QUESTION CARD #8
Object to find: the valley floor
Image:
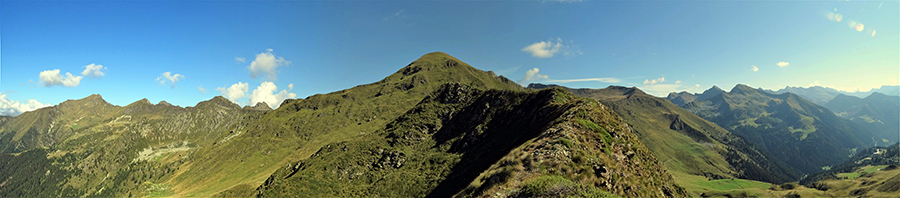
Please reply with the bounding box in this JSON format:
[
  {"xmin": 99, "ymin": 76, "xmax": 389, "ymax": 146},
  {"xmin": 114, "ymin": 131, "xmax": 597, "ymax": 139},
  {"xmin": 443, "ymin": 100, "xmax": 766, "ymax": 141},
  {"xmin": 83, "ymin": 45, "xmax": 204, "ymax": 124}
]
[{"xmin": 673, "ymin": 164, "xmax": 900, "ymax": 198}]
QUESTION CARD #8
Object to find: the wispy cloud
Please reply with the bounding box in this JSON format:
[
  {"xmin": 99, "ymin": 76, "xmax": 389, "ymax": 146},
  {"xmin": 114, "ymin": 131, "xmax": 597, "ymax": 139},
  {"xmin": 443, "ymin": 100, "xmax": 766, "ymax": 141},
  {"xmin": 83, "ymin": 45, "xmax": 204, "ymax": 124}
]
[
  {"xmin": 235, "ymin": 57, "xmax": 246, "ymax": 63},
  {"xmin": 542, "ymin": 0, "xmax": 583, "ymax": 3},
  {"xmin": 156, "ymin": 72, "xmax": 184, "ymax": 88},
  {"xmin": 517, "ymin": 67, "xmax": 620, "ymax": 85},
  {"xmin": 384, "ymin": 9, "xmax": 408, "ymax": 21},
  {"xmin": 81, "ymin": 63, "xmax": 106, "ymax": 78},
  {"xmin": 546, "ymin": 78, "xmax": 621, "ymax": 83},
  {"xmin": 752, "ymin": 65, "xmax": 759, "ymax": 72},
  {"xmin": 522, "ymin": 38, "xmax": 581, "ymax": 58},
  {"xmin": 248, "ymin": 49, "xmax": 290, "ymax": 81},
  {"xmin": 198, "ymin": 85, "xmax": 208, "ymax": 94},
  {"xmin": 777, "ymin": 62, "xmax": 789, "ymax": 67},
  {"xmin": 39, "ymin": 69, "xmax": 82, "ymax": 87},
  {"xmin": 494, "ymin": 66, "xmax": 519, "ymax": 76}
]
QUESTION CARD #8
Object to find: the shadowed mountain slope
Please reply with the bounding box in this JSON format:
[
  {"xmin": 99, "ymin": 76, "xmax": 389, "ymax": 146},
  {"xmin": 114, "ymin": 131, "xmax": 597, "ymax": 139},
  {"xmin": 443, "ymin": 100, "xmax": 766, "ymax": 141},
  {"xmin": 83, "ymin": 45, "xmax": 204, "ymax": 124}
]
[
  {"xmin": 824, "ymin": 93, "xmax": 899, "ymax": 146},
  {"xmin": 0, "ymin": 52, "xmax": 688, "ymax": 197},
  {"xmin": 168, "ymin": 52, "xmax": 528, "ymax": 196},
  {"xmin": 528, "ymin": 84, "xmax": 800, "ymax": 193},
  {"xmin": 668, "ymin": 84, "xmax": 873, "ymax": 174},
  {"xmin": 256, "ymin": 83, "xmax": 687, "ymax": 197}
]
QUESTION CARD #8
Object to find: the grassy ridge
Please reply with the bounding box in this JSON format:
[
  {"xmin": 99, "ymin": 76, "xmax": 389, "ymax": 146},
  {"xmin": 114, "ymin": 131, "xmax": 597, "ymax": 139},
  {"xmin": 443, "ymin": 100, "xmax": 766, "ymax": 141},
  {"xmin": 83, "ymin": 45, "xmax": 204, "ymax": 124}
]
[
  {"xmin": 257, "ymin": 84, "xmax": 688, "ymax": 197},
  {"xmin": 529, "ymin": 84, "xmax": 800, "ymax": 185},
  {"xmin": 168, "ymin": 52, "xmax": 524, "ymax": 196}
]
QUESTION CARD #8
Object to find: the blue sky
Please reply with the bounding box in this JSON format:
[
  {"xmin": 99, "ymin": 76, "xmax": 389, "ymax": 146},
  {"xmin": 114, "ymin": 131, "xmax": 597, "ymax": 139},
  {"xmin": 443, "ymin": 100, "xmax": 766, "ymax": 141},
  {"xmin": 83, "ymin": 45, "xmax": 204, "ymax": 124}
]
[{"xmin": 1, "ymin": 0, "xmax": 898, "ymax": 116}]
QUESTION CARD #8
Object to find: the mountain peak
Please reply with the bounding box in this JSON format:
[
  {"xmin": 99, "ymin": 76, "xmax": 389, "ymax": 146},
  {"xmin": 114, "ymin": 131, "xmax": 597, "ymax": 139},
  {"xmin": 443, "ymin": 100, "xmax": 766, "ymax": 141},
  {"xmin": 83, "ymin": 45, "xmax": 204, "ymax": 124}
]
[
  {"xmin": 867, "ymin": 92, "xmax": 888, "ymax": 98},
  {"xmin": 76, "ymin": 94, "xmax": 110, "ymax": 104},
  {"xmin": 125, "ymin": 98, "xmax": 153, "ymax": 107},
  {"xmin": 210, "ymin": 96, "xmax": 231, "ymax": 103},
  {"xmin": 85, "ymin": 94, "xmax": 103, "ymax": 100},
  {"xmin": 196, "ymin": 96, "xmax": 240, "ymax": 110},
  {"xmin": 699, "ymin": 86, "xmax": 725, "ymax": 97},
  {"xmin": 705, "ymin": 86, "xmax": 724, "ymax": 93},
  {"xmin": 157, "ymin": 100, "xmax": 173, "ymax": 106},
  {"xmin": 56, "ymin": 94, "xmax": 115, "ymax": 111},
  {"xmin": 730, "ymin": 84, "xmax": 757, "ymax": 94},
  {"xmin": 526, "ymin": 83, "xmax": 561, "ymax": 89},
  {"xmin": 251, "ymin": 102, "xmax": 273, "ymax": 110},
  {"xmin": 600, "ymin": 86, "xmax": 650, "ymax": 99},
  {"xmin": 419, "ymin": 51, "xmax": 452, "ymax": 59},
  {"xmin": 406, "ymin": 52, "xmax": 469, "ymax": 71}
]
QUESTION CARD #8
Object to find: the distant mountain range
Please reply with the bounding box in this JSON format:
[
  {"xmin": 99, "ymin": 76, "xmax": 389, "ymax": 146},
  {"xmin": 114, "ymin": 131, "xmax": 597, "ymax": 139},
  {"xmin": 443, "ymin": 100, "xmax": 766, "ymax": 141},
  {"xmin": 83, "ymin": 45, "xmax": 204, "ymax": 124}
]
[
  {"xmin": 824, "ymin": 93, "xmax": 900, "ymax": 146},
  {"xmin": 1, "ymin": 52, "xmax": 896, "ymax": 197},
  {"xmin": 0, "ymin": 94, "xmax": 270, "ymax": 196},
  {"xmin": 667, "ymin": 84, "xmax": 877, "ymax": 175},
  {"xmin": 0, "ymin": 52, "xmax": 687, "ymax": 197},
  {"xmin": 764, "ymin": 85, "xmax": 900, "ymax": 105}
]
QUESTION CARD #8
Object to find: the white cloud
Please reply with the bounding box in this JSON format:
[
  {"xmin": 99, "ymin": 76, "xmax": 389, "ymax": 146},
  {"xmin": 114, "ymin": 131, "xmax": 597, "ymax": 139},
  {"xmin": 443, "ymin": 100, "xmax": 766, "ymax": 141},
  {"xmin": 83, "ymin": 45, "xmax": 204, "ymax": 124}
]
[
  {"xmin": 0, "ymin": 92, "xmax": 50, "ymax": 116},
  {"xmin": 639, "ymin": 77, "xmax": 689, "ymax": 96},
  {"xmin": 81, "ymin": 63, "xmax": 106, "ymax": 78},
  {"xmin": 235, "ymin": 57, "xmax": 246, "ymax": 63},
  {"xmin": 751, "ymin": 65, "xmax": 759, "ymax": 72},
  {"xmin": 810, "ymin": 80, "xmax": 822, "ymax": 87},
  {"xmin": 522, "ymin": 38, "xmax": 579, "ymax": 58},
  {"xmin": 249, "ymin": 82, "xmax": 297, "ymax": 109},
  {"xmin": 156, "ymin": 72, "xmax": 184, "ymax": 88},
  {"xmin": 517, "ymin": 67, "xmax": 620, "ymax": 85},
  {"xmin": 248, "ymin": 49, "xmax": 290, "ymax": 80},
  {"xmin": 198, "ymin": 85, "xmax": 208, "ymax": 94},
  {"xmin": 216, "ymin": 82, "xmax": 249, "ymax": 105},
  {"xmin": 644, "ymin": 77, "xmax": 665, "ymax": 85},
  {"xmin": 777, "ymin": 62, "xmax": 789, "ymax": 67},
  {"xmin": 518, "ymin": 68, "xmax": 549, "ymax": 84},
  {"xmin": 39, "ymin": 69, "xmax": 82, "ymax": 87},
  {"xmin": 546, "ymin": 78, "xmax": 621, "ymax": 83}
]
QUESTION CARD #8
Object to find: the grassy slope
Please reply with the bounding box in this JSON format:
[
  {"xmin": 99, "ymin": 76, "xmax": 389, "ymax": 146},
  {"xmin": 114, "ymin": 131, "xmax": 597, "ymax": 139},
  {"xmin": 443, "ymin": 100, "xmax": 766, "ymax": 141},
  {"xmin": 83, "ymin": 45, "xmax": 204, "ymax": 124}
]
[
  {"xmin": 0, "ymin": 95, "xmax": 269, "ymax": 197},
  {"xmin": 256, "ymin": 84, "xmax": 687, "ymax": 197},
  {"xmin": 168, "ymin": 52, "xmax": 524, "ymax": 196},
  {"xmin": 813, "ymin": 165, "xmax": 900, "ymax": 197},
  {"xmin": 529, "ymin": 84, "xmax": 801, "ymax": 197}
]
